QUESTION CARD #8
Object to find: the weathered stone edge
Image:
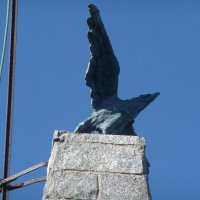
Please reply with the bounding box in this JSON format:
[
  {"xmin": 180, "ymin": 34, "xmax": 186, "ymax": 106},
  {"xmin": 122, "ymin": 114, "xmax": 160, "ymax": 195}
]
[
  {"xmin": 53, "ymin": 130, "xmax": 146, "ymax": 146},
  {"xmin": 47, "ymin": 169, "xmax": 148, "ymax": 176}
]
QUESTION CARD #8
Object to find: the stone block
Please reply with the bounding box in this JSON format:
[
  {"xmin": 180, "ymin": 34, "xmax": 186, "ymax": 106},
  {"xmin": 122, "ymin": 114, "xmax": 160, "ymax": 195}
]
[
  {"xmin": 43, "ymin": 132, "xmax": 151, "ymax": 200},
  {"xmin": 43, "ymin": 170, "xmax": 98, "ymax": 200},
  {"xmin": 48, "ymin": 132, "xmax": 147, "ymax": 174},
  {"xmin": 98, "ymin": 173, "xmax": 151, "ymax": 200}
]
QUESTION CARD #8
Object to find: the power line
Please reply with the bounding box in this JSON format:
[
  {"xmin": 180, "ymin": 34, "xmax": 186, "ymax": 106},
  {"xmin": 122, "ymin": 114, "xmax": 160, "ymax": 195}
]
[
  {"xmin": 2, "ymin": 0, "xmax": 18, "ymax": 199},
  {"xmin": 0, "ymin": 0, "xmax": 11, "ymax": 82},
  {"xmin": 1, "ymin": 1, "xmax": 48, "ymax": 199}
]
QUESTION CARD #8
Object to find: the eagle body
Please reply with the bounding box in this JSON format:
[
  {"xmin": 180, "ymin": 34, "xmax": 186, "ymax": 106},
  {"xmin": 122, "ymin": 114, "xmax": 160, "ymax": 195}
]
[{"xmin": 74, "ymin": 4, "xmax": 159, "ymax": 135}]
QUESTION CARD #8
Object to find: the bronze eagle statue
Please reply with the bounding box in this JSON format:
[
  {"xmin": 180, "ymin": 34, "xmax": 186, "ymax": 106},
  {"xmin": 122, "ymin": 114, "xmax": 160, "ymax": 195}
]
[{"xmin": 74, "ymin": 4, "xmax": 159, "ymax": 135}]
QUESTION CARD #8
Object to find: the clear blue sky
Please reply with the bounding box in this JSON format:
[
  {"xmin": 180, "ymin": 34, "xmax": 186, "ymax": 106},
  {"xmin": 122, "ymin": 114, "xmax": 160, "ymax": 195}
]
[{"xmin": 0, "ymin": 0, "xmax": 200, "ymax": 199}]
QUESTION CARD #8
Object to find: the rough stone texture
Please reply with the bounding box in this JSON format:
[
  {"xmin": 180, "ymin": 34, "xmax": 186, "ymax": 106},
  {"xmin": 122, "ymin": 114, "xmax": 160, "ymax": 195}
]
[
  {"xmin": 44, "ymin": 170, "xmax": 97, "ymax": 200},
  {"xmin": 43, "ymin": 132, "xmax": 151, "ymax": 200},
  {"xmin": 99, "ymin": 174, "xmax": 151, "ymax": 200}
]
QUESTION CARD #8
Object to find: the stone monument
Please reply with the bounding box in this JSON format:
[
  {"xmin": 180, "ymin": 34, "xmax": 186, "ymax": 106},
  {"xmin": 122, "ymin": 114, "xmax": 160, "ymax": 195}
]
[
  {"xmin": 43, "ymin": 132, "xmax": 151, "ymax": 200},
  {"xmin": 43, "ymin": 4, "xmax": 159, "ymax": 200}
]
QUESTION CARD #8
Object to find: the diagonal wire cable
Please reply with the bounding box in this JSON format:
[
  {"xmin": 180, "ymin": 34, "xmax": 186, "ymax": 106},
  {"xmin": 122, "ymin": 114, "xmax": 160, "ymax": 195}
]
[{"xmin": 0, "ymin": 0, "xmax": 11, "ymax": 82}]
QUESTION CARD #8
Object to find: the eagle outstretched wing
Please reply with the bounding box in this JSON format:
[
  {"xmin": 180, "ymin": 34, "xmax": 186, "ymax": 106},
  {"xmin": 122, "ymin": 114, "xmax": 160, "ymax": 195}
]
[{"xmin": 85, "ymin": 4, "xmax": 120, "ymax": 109}]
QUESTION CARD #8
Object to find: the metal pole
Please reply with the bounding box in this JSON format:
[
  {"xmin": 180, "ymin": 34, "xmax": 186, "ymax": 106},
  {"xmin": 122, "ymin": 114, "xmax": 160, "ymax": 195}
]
[{"xmin": 2, "ymin": 0, "xmax": 18, "ymax": 199}]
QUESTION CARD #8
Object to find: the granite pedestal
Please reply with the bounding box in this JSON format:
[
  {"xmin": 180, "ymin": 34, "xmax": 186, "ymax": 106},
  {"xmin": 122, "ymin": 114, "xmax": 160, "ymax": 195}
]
[{"xmin": 43, "ymin": 131, "xmax": 151, "ymax": 200}]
